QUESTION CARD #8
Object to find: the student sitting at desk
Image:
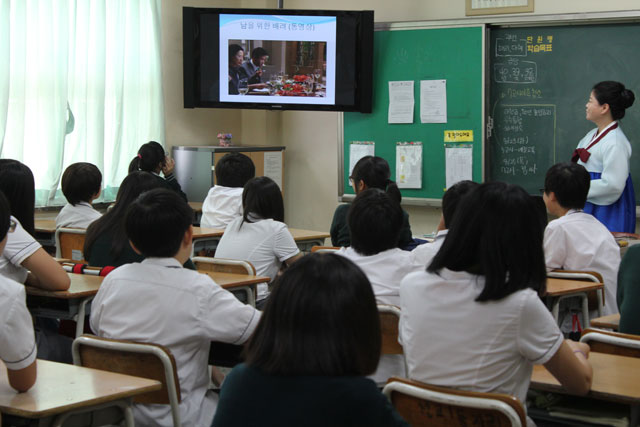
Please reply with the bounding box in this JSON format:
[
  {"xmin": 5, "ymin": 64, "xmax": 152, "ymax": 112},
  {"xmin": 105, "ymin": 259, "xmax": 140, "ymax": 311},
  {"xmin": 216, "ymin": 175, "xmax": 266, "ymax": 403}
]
[
  {"xmin": 213, "ymin": 253, "xmax": 408, "ymax": 427},
  {"xmin": 90, "ymin": 188, "xmax": 260, "ymax": 427},
  {"xmin": 412, "ymin": 180, "xmax": 478, "ymax": 265},
  {"xmin": 128, "ymin": 141, "xmax": 187, "ymax": 201},
  {"xmin": 201, "ymin": 152, "xmax": 255, "ymax": 229},
  {"xmin": 0, "ymin": 191, "xmax": 37, "ymax": 392},
  {"xmin": 215, "ymin": 176, "xmax": 302, "ymax": 303},
  {"xmin": 56, "ymin": 162, "xmax": 102, "ymax": 229},
  {"xmin": 84, "ymin": 171, "xmax": 195, "ymax": 269},
  {"xmin": 400, "ymin": 182, "xmax": 592, "ymax": 425},
  {"xmin": 542, "ymin": 162, "xmax": 620, "ymax": 318}
]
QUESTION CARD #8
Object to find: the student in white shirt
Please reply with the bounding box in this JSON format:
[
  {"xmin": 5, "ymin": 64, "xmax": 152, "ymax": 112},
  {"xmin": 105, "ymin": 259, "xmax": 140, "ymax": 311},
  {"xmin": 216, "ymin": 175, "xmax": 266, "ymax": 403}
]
[
  {"xmin": 201, "ymin": 153, "xmax": 255, "ymax": 229},
  {"xmin": 543, "ymin": 162, "xmax": 621, "ymax": 317},
  {"xmin": 91, "ymin": 188, "xmax": 260, "ymax": 427},
  {"xmin": 56, "ymin": 162, "xmax": 102, "ymax": 229},
  {"xmin": 215, "ymin": 176, "xmax": 302, "ymax": 302},
  {"xmin": 412, "ymin": 180, "xmax": 479, "ymax": 266},
  {"xmin": 400, "ymin": 182, "xmax": 592, "ymax": 424},
  {"xmin": 0, "ymin": 191, "xmax": 37, "ymax": 392}
]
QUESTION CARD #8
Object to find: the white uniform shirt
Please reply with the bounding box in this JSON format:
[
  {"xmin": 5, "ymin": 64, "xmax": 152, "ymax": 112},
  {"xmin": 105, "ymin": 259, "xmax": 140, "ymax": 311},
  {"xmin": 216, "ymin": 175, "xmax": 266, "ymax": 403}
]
[
  {"xmin": 200, "ymin": 186, "xmax": 243, "ymax": 229},
  {"xmin": 0, "ymin": 276, "xmax": 37, "ymax": 370},
  {"xmin": 215, "ymin": 216, "xmax": 300, "ymax": 298},
  {"xmin": 400, "ymin": 269, "xmax": 563, "ymax": 410},
  {"xmin": 90, "ymin": 257, "xmax": 261, "ymax": 427},
  {"xmin": 55, "ymin": 202, "xmax": 102, "ymax": 229},
  {"xmin": 544, "ymin": 210, "xmax": 620, "ymax": 315},
  {"xmin": 411, "ymin": 229, "xmax": 448, "ymax": 267},
  {"xmin": 577, "ymin": 122, "xmax": 632, "ymax": 205},
  {"xmin": 0, "ymin": 216, "xmax": 41, "ymax": 283},
  {"xmin": 336, "ymin": 246, "xmax": 423, "ymax": 306}
]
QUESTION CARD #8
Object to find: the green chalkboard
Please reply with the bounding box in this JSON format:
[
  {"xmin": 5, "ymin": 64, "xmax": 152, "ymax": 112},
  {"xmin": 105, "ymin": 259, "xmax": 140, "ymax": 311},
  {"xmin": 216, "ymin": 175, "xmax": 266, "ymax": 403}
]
[
  {"xmin": 341, "ymin": 25, "xmax": 484, "ymax": 201},
  {"xmin": 488, "ymin": 23, "xmax": 640, "ymax": 202}
]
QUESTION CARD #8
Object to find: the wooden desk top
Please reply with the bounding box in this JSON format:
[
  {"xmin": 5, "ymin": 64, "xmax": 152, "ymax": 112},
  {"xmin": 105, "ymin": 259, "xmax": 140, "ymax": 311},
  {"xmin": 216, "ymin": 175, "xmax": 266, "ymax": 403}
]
[
  {"xmin": 34, "ymin": 219, "xmax": 56, "ymax": 234},
  {"xmin": 590, "ymin": 313, "xmax": 620, "ymax": 330},
  {"xmin": 192, "ymin": 227, "xmax": 224, "ymax": 238},
  {"xmin": 545, "ymin": 278, "xmax": 603, "ymax": 297},
  {"xmin": 204, "ymin": 271, "xmax": 270, "ymax": 289},
  {"xmin": 0, "ymin": 359, "xmax": 160, "ymax": 418},
  {"xmin": 188, "ymin": 202, "xmax": 203, "ymax": 213},
  {"xmin": 530, "ymin": 352, "xmax": 640, "ymax": 405},
  {"xmin": 25, "ymin": 273, "xmax": 103, "ymax": 299},
  {"xmin": 288, "ymin": 228, "xmax": 330, "ymax": 241}
]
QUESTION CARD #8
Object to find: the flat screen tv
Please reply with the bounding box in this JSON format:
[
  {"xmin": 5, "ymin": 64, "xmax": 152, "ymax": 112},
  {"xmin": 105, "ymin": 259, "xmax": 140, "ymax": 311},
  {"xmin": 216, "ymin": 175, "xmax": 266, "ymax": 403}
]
[{"xmin": 183, "ymin": 8, "xmax": 374, "ymax": 112}]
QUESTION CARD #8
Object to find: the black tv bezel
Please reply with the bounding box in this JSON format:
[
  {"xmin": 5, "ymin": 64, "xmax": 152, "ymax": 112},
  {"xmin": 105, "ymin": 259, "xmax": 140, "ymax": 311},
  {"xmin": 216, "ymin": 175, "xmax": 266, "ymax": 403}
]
[{"xmin": 183, "ymin": 7, "xmax": 373, "ymax": 113}]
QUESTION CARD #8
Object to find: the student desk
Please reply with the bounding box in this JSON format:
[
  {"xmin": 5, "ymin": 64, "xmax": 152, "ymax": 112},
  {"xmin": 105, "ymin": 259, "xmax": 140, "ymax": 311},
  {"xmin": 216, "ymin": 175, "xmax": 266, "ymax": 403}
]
[
  {"xmin": 188, "ymin": 201, "xmax": 203, "ymax": 225},
  {"xmin": 530, "ymin": 352, "xmax": 640, "ymax": 424},
  {"xmin": 191, "ymin": 227, "xmax": 330, "ymax": 257},
  {"xmin": 0, "ymin": 359, "xmax": 160, "ymax": 427},
  {"xmin": 545, "ymin": 278, "xmax": 604, "ymax": 329},
  {"xmin": 26, "ymin": 273, "xmax": 103, "ymax": 338},
  {"xmin": 203, "ymin": 271, "xmax": 270, "ymax": 307},
  {"xmin": 590, "ymin": 314, "xmax": 620, "ymax": 331},
  {"xmin": 34, "ymin": 219, "xmax": 57, "ymax": 250}
]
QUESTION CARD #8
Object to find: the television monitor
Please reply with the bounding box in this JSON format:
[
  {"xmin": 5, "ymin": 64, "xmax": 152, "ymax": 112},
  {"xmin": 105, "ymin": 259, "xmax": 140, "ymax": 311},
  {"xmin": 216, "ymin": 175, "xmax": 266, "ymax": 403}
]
[{"xmin": 183, "ymin": 8, "xmax": 373, "ymax": 112}]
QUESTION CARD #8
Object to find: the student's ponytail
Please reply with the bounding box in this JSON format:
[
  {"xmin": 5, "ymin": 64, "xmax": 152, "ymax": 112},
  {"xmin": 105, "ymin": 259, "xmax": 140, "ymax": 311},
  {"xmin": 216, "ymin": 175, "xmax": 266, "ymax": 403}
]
[
  {"xmin": 385, "ymin": 179, "xmax": 402, "ymax": 204},
  {"xmin": 351, "ymin": 156, "xmax": 402, "ymax": 203},
  {"xmin": 128, "ymin": 141, "xmax": 166, "ymax": 173}
]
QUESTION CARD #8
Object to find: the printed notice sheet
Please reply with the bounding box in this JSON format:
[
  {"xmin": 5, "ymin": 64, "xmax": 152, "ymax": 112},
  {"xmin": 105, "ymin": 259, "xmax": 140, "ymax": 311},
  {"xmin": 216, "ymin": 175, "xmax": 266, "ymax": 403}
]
[
  {"xmin": 396, "ymin": 142, "xmax": 422, "ymax": 189},
  {"xmin": 388, "ymin": 81, "xmax": 414, "ymax": 124},
  {"xmin": 420, "ymin": 80, "xmax": 447, "ymax": 123},
  {"xmin": 264, "ymin": 151, "xmax": 283, "ymax": 189},
  {"xmin": 445, "ymin": 144, "xmax": 472, "ymax": 189},
  {"xmin": 349, "ymin": 141, "xmax": 375, "ymax": 176}
]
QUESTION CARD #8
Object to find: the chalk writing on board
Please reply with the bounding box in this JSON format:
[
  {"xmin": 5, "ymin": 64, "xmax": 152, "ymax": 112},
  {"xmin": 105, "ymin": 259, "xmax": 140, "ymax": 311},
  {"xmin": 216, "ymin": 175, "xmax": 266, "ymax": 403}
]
[
  {"xmin": 493, "ymin": 104, "xmax": 556, "ymax": 178},
  {"xmin": 494, "ymin": 58, "xmax": 537, "ymax": 84},
  {"xmin": 495, "ymin": 38, "xmax": 528, "ymax": 57},
  {"xmin": 525, "ymin": 35, "xmax": 553, "ymax": 53}
]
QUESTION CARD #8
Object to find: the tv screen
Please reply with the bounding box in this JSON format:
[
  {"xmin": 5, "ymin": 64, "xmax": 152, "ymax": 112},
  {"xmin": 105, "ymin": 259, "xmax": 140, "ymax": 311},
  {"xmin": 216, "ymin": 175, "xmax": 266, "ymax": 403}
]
[{"xmin": 183, "ymin": 8, "xmax": 373, "ymax": 112}]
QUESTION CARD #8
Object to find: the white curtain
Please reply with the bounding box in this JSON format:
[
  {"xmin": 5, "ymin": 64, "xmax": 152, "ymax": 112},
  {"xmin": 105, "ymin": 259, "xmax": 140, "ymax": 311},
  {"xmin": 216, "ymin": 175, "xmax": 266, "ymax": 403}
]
[{"xmin": 0, "ymin": 0, "xmax": 164, "ymax": 205}]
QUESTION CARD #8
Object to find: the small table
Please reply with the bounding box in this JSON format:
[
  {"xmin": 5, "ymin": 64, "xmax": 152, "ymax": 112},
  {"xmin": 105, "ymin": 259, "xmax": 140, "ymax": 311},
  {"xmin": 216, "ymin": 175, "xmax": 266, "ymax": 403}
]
[
  {"xmin": 0, "ymin": 359, "xmax": 160, "ymax": 427},
  {"xmin": 192, "ymin": 226, "xmax": 224, "ymax": 256},
  {"xmin": 26, "ymin": 273, "xmax": 103, "ymax": 338},
  {"xmin": 545, "ymin": 278, "xmax": 604, "ymax": 328},
  {"xmin": 590, "ymin": 313, "xmax": 620, "ymax": 330},
  {"xmin": 203, "ymin": 271, "xmax": 270, "ymax": 307},
  {"xmin": 289, "ymin": 228, "xmax": 330, "ymax": 252},
  {"xmin": 34, "ymin": 219, "xmax": 57, "ymax": 250},
  {"xmin": 188, "ymin": 201, "xmax": 203, "ymax": 225}
]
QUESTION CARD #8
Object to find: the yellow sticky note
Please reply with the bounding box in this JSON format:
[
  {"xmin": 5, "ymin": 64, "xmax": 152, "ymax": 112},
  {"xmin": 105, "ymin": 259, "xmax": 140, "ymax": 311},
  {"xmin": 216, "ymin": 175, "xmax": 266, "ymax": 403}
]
[{"xmin": 444, "ymin": 130, "xmax": 474, "ymax": 142}]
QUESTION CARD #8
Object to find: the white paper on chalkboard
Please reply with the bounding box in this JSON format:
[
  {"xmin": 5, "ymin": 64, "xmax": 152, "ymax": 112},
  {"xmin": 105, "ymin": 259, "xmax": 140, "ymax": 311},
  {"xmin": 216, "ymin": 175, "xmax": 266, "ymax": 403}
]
[
  {"xmin": 264, "ymin": 151, "xmax": 283, "ymax": 189},
  {"xmin": 445, "ymin": 144, "xmax": 473, "ymax": 189},
  {"xmin": 396, "ymin": 142, "xmax": 422, "ymax": 189},
  {"xmin": 388, "ymin": 81, "xmax": 414, "ymax": 124},
  {"xmin": 420, "ymin": 80, "xmax": 447, "ymax": 123},
  {"xmin": 349, "ymin": 141, "xmax": 375, "ymax": 176}
]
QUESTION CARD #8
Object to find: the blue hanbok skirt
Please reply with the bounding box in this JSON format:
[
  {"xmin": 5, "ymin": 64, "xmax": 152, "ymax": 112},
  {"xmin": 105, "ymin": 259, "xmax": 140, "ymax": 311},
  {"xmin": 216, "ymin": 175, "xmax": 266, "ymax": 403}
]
[{"xmin": 584, "ymin": 172, "xmax": 636, "ymax": 232}]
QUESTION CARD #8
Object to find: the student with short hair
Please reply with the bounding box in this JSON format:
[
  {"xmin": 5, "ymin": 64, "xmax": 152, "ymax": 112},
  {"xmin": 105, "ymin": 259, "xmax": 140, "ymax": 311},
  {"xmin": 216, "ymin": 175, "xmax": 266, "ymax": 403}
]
[
  {"xmin": 213, "ymin": 253, "xmax": 408, "ymax": 427},
  {"xmin": 56, "ymin": 162, "xmax": 102, "ymax": 228},
  {"xmin": 400, "ymin": 182, "xmax": 592, "ymax": 425},
  {"xmin": 0, "ymin": 191, "xmax": 37, "ymax": 392},
  {"xmin": 413, "ymin": 180, "xmax": 479, "ymax": 265},
  {"xmin": 91, "ymin": 188, "xmax": 260, "ymax": 427},
  {"xmin": 201, "ymin": 153, "xmax": 255, "ymax": 229},
  {"xmin": 543, "ymin": 162, "xmax": 620, "ymax": 317},
  {"xmin": 330, "ymin": 156, "xmax": 414, "ymax": 249},
  {"xmin": 128, "ymin": 141, "xmax": 187, "ymax": 201},
  {"xmin": 215, "ymin": 176, "xmax": 302, "ymax": 302}
]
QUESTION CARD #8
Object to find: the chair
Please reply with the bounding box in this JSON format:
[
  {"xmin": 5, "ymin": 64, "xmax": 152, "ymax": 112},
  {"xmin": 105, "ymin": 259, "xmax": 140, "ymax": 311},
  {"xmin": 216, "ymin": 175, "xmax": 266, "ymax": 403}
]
[
  {"xmin": 72, "ymin": 334, "xmax": 182, "ymax": 427},
  {"xmin": 547, "ymin": 269, "xmax": 604, "ymax": 328},
  {"xmin": 310, "ymin": 245, "xmax": 340, "ymax": 253},
  {"xmin": 383, "ymin": 377, "xmax": 526, "ymax": 427},
  {"xmin": 55, "ymin": 228, "xmax": 87, "ymax": 261},
  {"xmin": 377, "ymin": 304, "xmax": 407, "ymax": 376},
  {"xmin": 192, "ymin": 257, "xmax": 256, "ymax": 306},
  {"xmin": 580, "ymin": 328, "xmax": 640, "ymax": 358}
]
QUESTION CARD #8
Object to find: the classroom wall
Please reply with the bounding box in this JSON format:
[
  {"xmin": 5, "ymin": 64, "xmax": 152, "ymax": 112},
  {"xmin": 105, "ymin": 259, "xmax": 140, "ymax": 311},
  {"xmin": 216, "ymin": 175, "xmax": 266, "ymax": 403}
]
[{"xmin": 162, "ymin": 0, "xmax": 640, "ymax": 235}]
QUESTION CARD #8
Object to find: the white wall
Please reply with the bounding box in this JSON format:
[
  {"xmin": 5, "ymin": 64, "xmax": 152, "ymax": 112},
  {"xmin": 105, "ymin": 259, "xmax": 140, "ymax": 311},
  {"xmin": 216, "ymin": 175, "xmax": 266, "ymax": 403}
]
[{"xmin": 163, "ymin": 0, "xmax": 640, "ymax": 235}]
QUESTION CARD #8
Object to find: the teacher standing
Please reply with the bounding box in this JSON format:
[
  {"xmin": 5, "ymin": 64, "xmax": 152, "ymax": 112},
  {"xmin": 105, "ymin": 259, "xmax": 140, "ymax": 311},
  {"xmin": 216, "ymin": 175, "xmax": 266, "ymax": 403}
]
[{"xmin": 572, "ymin": 81, "xmax": 636, "ymax": 232}]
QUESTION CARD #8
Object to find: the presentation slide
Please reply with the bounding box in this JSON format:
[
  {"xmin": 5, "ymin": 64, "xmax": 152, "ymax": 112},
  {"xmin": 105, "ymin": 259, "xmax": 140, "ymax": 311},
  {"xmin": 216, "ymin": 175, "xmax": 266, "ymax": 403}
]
[{"xmin": 219, "ymin": 14, "xmax": 336, "ymax": 104}]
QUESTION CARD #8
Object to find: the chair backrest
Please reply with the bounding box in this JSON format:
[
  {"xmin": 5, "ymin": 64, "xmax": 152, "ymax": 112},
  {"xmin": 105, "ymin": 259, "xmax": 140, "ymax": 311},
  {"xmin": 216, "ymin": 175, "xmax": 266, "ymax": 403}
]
[
  {"xmin": 580, "ymin": 328, "xmax": 640, "ymax": 358},
  {"xmin": 72, "ymin": 334, "xmax": 182, "ymax": 426},
  {"xmin": 310, "ymin": 245, "xmax": 340, "ymax": 253},
  {"xmin": 55, "ymin": 228, "xmax": 87, "ymax": 261},
  {"xmin": 192, "ymin": 257, "xmax": 256, "ymax": 275},
  {"xmin": 383, "ymin": 377, "xmax": 526, "ymax": 427},
  {"xmin": 378, "ymin": 304, "xmax": 403, "ymax": 355},
  {"xmin": 548, "ymin": 269, "xmax": 604, "ymax": 309}
]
